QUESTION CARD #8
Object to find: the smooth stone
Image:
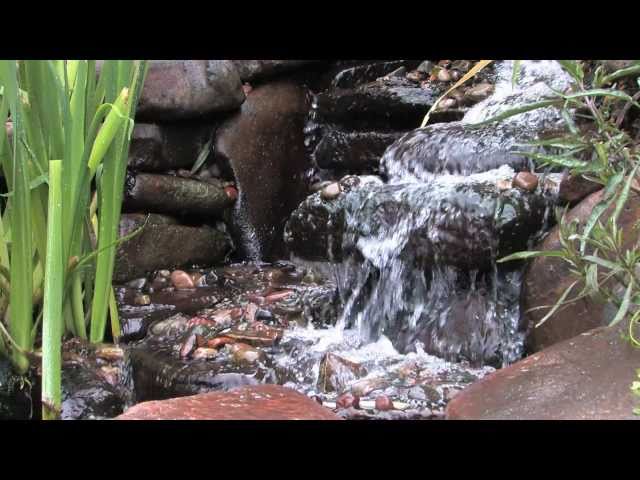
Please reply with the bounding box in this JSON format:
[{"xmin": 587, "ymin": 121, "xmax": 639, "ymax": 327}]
[
  {"xmin": 114, "ymin": 214, "xmax": 233, "ymax": 283},
  {"xmin": 523, "ymin": 188, "xmax": 640, "ymax": 352},
  {"xmin": 446, "ymin": 325, "xmax": 640, "ymax": 420},
  {"xmin": 135, "ymin": 60, "xmax": 245, "ymax": 121},
  {"xmin": 116, "ymin": 385, "xmax": 341, "ymax": 420},
  {"xmin": 375, "ymin": 395, "xmax": 395, "ymax": 411},
  {"xmin": 170, "ymin": 270, "xmax": 195, "ymax": 290},
  {"xmin": 320, "ymin": 182, "xmax": 341, "ymax": 200},
  {"xmin": 513, "ymin": 171, "xmax": 539, "ymax": 191}
]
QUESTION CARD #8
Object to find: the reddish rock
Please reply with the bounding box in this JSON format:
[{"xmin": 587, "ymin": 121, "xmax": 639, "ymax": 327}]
[
  {"xmin": 375, "ymin": 395, "xmax": 394, "ymax": 411},
  {"xmin": 117, "ymin": 384, "xmax": 341, "ymax": 420},
  {"xmin": 558, "ymin": 173, "xmax": 602, "ymax": 205},
  {"xmin": 225, "ymin": 322, "xmax": 282, "ymax": 347},
  {"xmin": 336, "ymin": 392, "xmax": 360, "ymax": 409},
  {"xmin": 135, "ymin": 60, "xmax": 245, "ymax": 121},
  {"xmin": 523, "ymin": 188, "xmax": 640, "ymax": 352},
  {"xmin": 171, "ymin": 270, "xmax": 195, "ymax": 290},
  {"xmin": 513, "ymin": 171, "xmax": 538, "ymax": 192},
  {"xmin": 446, "ymin": 325, "xmax": 640, "ymax": 420}
]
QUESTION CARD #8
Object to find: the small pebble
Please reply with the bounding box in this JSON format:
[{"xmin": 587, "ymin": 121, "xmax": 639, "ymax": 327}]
[
  {"xmin": 133, "ymin": 293, "xmax": 151, "ymax": 306},
  {"xmin": 336, "ymin": 392, "xmax": 360, "ymax": 409},
  {"xmin": 179, "ymin": 332, "xmax": 198, "ymax": 359},
  {"xmin": 416, "ymin": 60, "xmax": 434, "ymax": 74},
  {"xmin": 225, "ymin": 186, "xmax": 238, "ymax": 201},
  {"xmin": 464, "ymin": 83, "xmax": 494, "ymax": 103},
  {"xmin": 406, "ymin": 70, "xmax": 425, "ymax": 83},
  {"xmin": 375, "ymin": 395, "xmax": 395, "ymax": 411},
  {"xmin": 437, "ymin": 68, "xmax": 452, "ymax": 82},
  {"xmin": 192, "ymin": 347, "xmax": 218, "ymax": 360},
  {"xmin": 171, "ymin": 270, "xmax": 195, "ymax": 290},
  {"xmin": 513, "ymin": 172, "xmax": 539, "ymax": 192},
  {"xmin": 125, "ymin": 278, "xmax": 147, "ymax": 290},
  {"xmin": 320, "ymin": 182, "xmax": 341, "ymax": 201},
  {"xmin": 438, "ymin": 98, "xmax": 457, "ymax": 110}
]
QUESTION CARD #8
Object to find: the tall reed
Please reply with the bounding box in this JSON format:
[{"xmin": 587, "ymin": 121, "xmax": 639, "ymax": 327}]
[{"xmin": 0, "ymin": 60, "xmax": 148, "ymax": 419}]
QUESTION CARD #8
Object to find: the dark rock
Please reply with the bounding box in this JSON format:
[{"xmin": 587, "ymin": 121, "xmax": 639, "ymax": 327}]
[
  {"xmin": 232, "ymin": 60, "xmax": 316, "ymax": 82},
  {"xmin": 136, "ymin": 60, "xmax": 245, "ymax": 121},
  {"xmin": 114, "ymin": 214, "xmax": 233, "ymax": 283},
  {"xmin": 312, "ymin": 129, "xmax": 403, "ymax": 173},
  {"xmin": 117, "ymin": 384, "xmax": 341, "ymax": 420},
  {"xmin": 313, "ymin": 76, "xmax": 441, "ymax": 132},
  {"xmin": 61, "ymin": 364, "xmax": 125, "ymax": 420},
  {"xmin": 0, "ymin": 359, "xmax": 34, "ymax": 419},
  {"xmin": 446, "ymin": 325, "xmax": 640, "ymax": 420},
  {"xmin": 285, "ymin": 176, "xmax": 549, "ymax": 268},
  {"xmin": 331, "ymin": 60, "xmax": 421, "ymax": 89},
  {"xmin": 123, "ymin": 172, "xmax": 235, "ymax": 218},
  {"xmin": 523, "ymin": 188, "xmax": 640, "ymax": 352},
  {"xmin": 214, "ymin": 80, "xmax": 312, "ymax": 260},
  {"xmin": 128, "ymin": 123, "xmax": 214, "ymax": 173}
]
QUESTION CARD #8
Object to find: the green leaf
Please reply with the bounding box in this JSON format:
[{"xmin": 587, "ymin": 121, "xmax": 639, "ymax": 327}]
[
  {"xmin": 582, "ymin": 255, "xmax": 622, "ymax": 272},
  {"xmin": 558, "ymin": 60, "xmax": 584, "ymax": 83},
  {"xmin": 467, "ymin": 99, "xmax": 561, "ymax": 127},
  {"xmin": 536, "ymin": 280, "xmax": 579, "ymax": 328},
  {"xmin": 610, "ymin": 281, "xmax": 634, "ymax": 326},
  {"xmin": 498, "ymin": 250, "xmax": 566, "ymax": 263}
]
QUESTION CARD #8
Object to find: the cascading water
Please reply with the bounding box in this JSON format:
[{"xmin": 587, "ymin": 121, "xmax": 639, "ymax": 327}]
[{"xmin": 284, "ymin": 60, "xmax": 572, "ymax": 372}]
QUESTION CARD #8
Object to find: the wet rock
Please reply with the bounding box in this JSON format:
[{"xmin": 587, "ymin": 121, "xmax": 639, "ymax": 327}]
[
  {"xmin": 447, "ymin": 325, "xmax": 640, "ymax": 420},
  {"xmin": 179, "ymin": 332, "xmax": 198, "ymax": 359},
  {"xmin": 285, "ymin": 174, "xmax": 549, "ymax": 268},
  {"xmin": 336, "ymin": 392, "xmax": 360, "ymax": 409},
  {"xmin": 437, "ymin": 69, "xmax": 452, "ymax": 82},
  {"xmin": 523, "ymin": 188, "xmax": 640, "ymax": 352},
  {"xmin": 215, "ymin": 80, "xmax": 312, "ymax": 259},
  {"xmin": 117, "ymin": 384, "xmax": 340, "ymax": 420},
  {"xmin": 558, "ymin": 173, "xmax": 602, "ymax": 205},
  {"xmin": 114, "ymin": 214, "xmax": 233, "ymax": 283},
  {"xmin": 128, "ymin": 123, "xmax": 214, "ymax": 173},
  {"xmin": 463, "ymin": 83, "xmax": 494, "ymax": 103},
  {"xmin": 229, "ymin": 343, "xmax": 265, "ymax": 366},
  {"xmin": 320, "ymin": 182, "xmax": 341, "ymax": 200},
  {"xmin": 318, "ymin": 353, "xmax": 367, "ymax": 393},
  {"xmin": 133, "ymin": 293, "xmax": 151, "ymax": 305},
  {"xmin": 61, "ymin": 365, "xmax": 126, "ymax": 420},
  {"xmin": 136, "ymin": 60, "xmax": 245, "ymax": 121},
  {"xmin": 125, "ymin": 278, "xmax": 147, "ymax": 290},
  {"xmin": 225, "ymin": 322, "xmax": 283, "ymax": 347},
  {"xmin": 192, "ymin": 347, "xmax": 218, "ymax": 360},
  {"xmin": 123, "ymin": 172, "xmax": 235, "ymax": 218},
  {"xmin": 417, "ymin": 60, "xmax": 434, "ymax": 74},
  {"xmin": 375, "ymin": 395, "xmax": 394, "ymax": 411},
  {"xmin": 313, "ymin": 76, "xmax": 441, "ymax": 132},
  {"xmin": 312, "ymin": 130, "xmax": 403, "ymax": 173},
  {"xmin": 0, "ymin": 360, "xmax": 34, "ymax": 419},
  {"xmin": 331, "ymin": 60, "xmax": 421, "ymax": 89},
  {"xmin": 513, "ymin": 171, "xmax": 538, "ymax": 191},
  {"xmin": 232, "ymin": 60, "xmax": 316, "ymax": 82},
  {"xmin": 171, "ymin": 270, "xmax": 195, "ymax": 290}
]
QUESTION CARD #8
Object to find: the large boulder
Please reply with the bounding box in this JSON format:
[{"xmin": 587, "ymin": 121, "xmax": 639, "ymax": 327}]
[
  {"xmin": 446, "ymin": 325, "xmax": 640, "ymax": 420},
  {"xmin": 128, "ymin": 123, "xmax": 214, "ymax": 173},
  {"xmin": 123, "ymin": 172, "xmax": 235, "ymax": 218},
  {"xmin": 136, "ymin": 60, "xmax": 245, "ymax": 121},
  {"xmin": 117, "ymin": 384, "xmax": 341, "ymax": 420},
  {"xmin": 114, "ymin": 214, "xmax": 233, "ymax": 283},
  {"xmin": 523, "ymin": 188, "xmax": 640, "ymax": 352},
  {"xmin": 214, "ymin": 80, "xmax": 312, "ymax": 260}
]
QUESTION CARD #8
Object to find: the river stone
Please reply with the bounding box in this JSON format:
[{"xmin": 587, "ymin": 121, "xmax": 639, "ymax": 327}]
[
  {"xmin": 117, "ymin": 384, "xmax": 340, "ymax": 420},
  {"xmin": 114, "ymin": 214, "xmax": 233, "ymax": 283},
  {"xmin": 61, "ymin": 364, "xmax": 126, "ymax": 420},
  {"xmin": 123, "ymin": 172, "xmax": 235, "ymax": 218},
  {"xmin": 232, "ymin": 60, "xmax": 316, "ymax": 82},
  {"xmin": 136, "ymin": 60, "xmax": 245, "ymax": 121},
  {"xmin": 523, "ymin": 187, "xmax": 640, "ymax": 352},
  {"xmin": 446, "ymin": 325, "xmax": 640, "ymax": 420},
  {"xmin": 214, "ymin": 80, "xmax": 312, "ymax": 260},
  {"xmin": 284, "ymin": 173, "xmax": 549, "ymax": 269},
  {"xmin": 312, "ymin": 129, "xmax": 403, "ymax": 174},
  {"xmin": 128, "ymin": 122, "xmax": 214, "ymax": 172}
]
